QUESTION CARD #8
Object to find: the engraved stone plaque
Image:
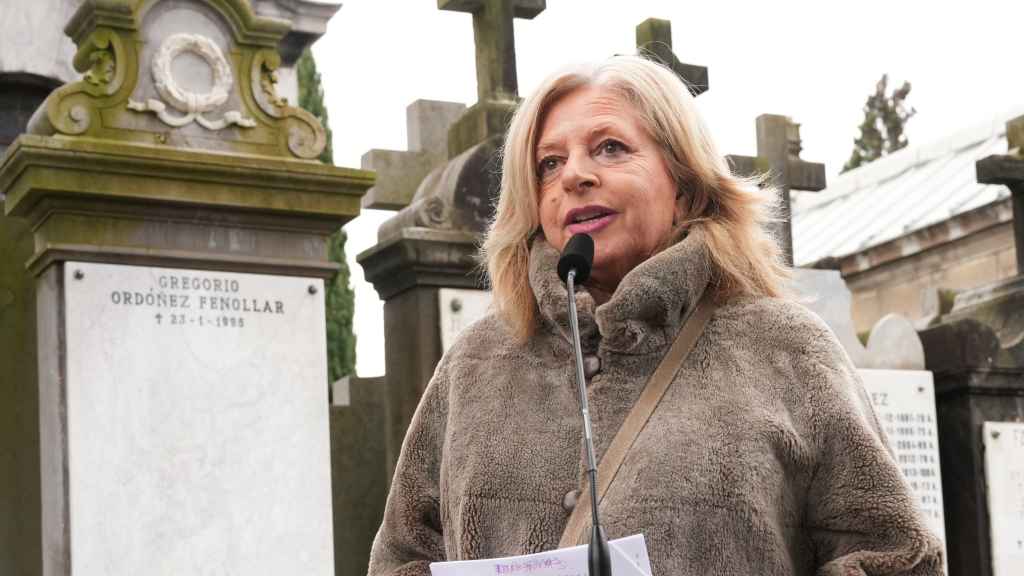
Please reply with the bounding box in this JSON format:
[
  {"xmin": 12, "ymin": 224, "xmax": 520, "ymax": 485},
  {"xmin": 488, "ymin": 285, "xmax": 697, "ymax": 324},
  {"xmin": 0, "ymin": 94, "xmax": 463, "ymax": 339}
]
[
  {"xmin": 983, "ymin": 421, "xmax": 1024, "ymax": 576},
  {"xmin": 63, "ymin": 262, "xmax": 333, "ymax": 575},
  {"xmin": 439, "ymin": 288, "xmax": 493, "ymax": 351},
  {"xmin": 860, "ymin": 369, "xmax": 947, "ymax": 556}
]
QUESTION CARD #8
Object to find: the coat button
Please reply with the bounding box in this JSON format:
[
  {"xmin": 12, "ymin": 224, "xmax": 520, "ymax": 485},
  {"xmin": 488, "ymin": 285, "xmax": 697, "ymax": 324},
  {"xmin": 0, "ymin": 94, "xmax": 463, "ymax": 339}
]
[
  {"xmin": 583, "ymin": 355, "xmax": 601, "ymax": 379},
  {"xmin": 562, "ymin": 490, "xmax": 579, "ymax": 512}
]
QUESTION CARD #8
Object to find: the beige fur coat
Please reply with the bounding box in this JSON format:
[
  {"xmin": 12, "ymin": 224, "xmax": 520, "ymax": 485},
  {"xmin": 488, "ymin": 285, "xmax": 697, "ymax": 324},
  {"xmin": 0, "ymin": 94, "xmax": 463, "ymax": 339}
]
[{"xmin": 367, "ymin": 230, "xmax": 944, "ymax": 576}]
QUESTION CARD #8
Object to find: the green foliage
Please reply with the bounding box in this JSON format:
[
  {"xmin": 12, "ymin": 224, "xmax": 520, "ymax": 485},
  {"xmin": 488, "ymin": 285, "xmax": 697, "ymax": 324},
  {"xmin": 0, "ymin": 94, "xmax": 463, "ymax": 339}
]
[
  {"xmin": 325, "ymin": 230, "xmax": 357, "ymax": 382},
  {"xmin": 297, "ymin": 48, "xmax": 334, "ymax": 165},
  {"xmin": 843, "ymin": 74, "xmax": 916, "ymax": 173},
  {"xmin": 297, "ymin": 47, "xmax": 355, "ymax": 381}
]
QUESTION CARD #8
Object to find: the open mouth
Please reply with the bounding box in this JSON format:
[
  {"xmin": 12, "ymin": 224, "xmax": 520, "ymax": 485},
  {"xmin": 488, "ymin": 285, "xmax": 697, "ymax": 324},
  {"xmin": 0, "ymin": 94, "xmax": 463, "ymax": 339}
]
[
  {"xmin": 565, "ymin": 206, "xmax": 617, "ymax": 234},
  {"xmin": 564, "ymin": 206, "xmax": 615, "ymax": 226}
]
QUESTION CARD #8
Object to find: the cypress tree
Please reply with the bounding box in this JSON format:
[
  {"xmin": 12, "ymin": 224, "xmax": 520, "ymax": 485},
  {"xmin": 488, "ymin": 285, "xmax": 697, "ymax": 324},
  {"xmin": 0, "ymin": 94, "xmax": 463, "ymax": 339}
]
[
  {"xmin": 843, "ymin": 74, "xmax": 916, "ymax": 173},
  {"xmin": 297, "ymin": 47, "xmax": 356, "ymax": 382}
]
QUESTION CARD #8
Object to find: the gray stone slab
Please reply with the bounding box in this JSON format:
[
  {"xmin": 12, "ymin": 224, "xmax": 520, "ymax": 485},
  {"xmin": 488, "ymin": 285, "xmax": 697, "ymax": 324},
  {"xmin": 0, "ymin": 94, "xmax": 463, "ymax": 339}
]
[
  {"xmin": 62, "ymin": 262, "xmax": 334, "ymax": 575},
  {"xmin": 793, "ymin": 268, "xmax": 925, "ymax": 370},
  {"xmin": 982, "ymin": 422, "xmax": 1024, "ymax": 576},
  {"xmin": 329, "ymin": 375, "xmax": 386, "ymax": 576}
]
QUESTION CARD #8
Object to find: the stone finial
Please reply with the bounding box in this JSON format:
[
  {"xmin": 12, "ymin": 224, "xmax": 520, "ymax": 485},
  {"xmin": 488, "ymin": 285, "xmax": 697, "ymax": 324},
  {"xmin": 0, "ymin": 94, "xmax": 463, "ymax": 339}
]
[
  {"xmin": 361, "ymin": 100, "xmax": 467, "ymax": 210},
  {"xmin": 635, "ymin": 18, "xmax": 708, "ymax": 96},
  {"xmin": 726, "ymin": 114, "xmax": 826, "ymax": 266},
  {"xmin": 439, "ymin": 0, "xmax": 546, "ymax": 158}
]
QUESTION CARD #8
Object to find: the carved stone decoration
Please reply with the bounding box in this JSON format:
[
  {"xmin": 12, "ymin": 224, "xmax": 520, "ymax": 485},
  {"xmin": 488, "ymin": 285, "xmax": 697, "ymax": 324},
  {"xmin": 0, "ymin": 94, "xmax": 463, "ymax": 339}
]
[
  {"xmin": 128, "ymin": 33, "xmax": 256, "ymax": 130},
  {"xmin": 84, "ymin": 48, "xmax": 115, "ymax": 87},
  {"xmin": 248, "ymin": 48, "xmax": 326, "ymax": 160},
  {"xmin": 260, "ymin": 62, "xmax": 288, "ymax": 108},
  {"xmin": 29, "ymin": 28, "xmax": 129, "ymax": 136}
]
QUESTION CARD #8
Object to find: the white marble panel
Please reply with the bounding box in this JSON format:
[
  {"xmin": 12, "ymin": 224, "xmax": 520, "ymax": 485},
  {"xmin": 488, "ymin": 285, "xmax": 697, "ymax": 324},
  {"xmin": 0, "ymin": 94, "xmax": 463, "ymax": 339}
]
[
  {"xmin": 860, "ymin": 369, "xmax": 947, "ymax": 561},
  {"xmin": 983, "ymin": 421, "xmax": 1024, "ymax": 576},
  {"xmin": 439, "ymin": 288, "xmax": 493, "ymax": 352},
  {"xmin": 64, "ymin": 262, "xmax": 333, "ymax": 575}
]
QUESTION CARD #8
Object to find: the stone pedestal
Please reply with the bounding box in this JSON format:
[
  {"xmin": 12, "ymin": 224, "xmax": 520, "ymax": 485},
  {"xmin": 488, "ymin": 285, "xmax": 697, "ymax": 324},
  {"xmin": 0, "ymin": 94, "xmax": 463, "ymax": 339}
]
[
  {"xmin": 0, "ymin": 1, "xmax": 371, "ymax": 575},
  {"xmin": 358, "ymin": 228, "xmax": 481, "ymax": 478},
  {"xmin": 919, "ymin": 276, "xmax": 1024, "ymax": 576}
]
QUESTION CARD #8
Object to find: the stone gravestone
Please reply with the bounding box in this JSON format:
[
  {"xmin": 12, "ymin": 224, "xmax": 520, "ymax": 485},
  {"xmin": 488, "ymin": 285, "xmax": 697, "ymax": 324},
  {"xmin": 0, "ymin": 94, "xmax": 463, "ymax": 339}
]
[
  {"xmin": 917, "ymin": 114, "xmax": 1024, "ymax": 576},
  {"xmin": 0, "ymin": 1, "xmax": 372, "ymax": 575},
  {"xmin": 358, "ymin": 0, "xmax": 547, "ymax": 483},
  {"xmin": 981, "ymin": 422, "xmax": 1024, "ymax": 576},
  {"xmin": 728, "ymin": 116, "xmax": 827, "ymax": 265}
]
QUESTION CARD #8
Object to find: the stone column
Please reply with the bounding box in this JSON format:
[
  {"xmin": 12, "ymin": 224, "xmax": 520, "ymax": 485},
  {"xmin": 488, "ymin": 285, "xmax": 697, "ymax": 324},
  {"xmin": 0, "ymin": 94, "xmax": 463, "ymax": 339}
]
[
  {"xmin": 917, "ymin": 115, "xmax": 1024, "ymax": 576},
  {"xmin": 0, "ymin": 1, "xmax": 371, "ymax": 575}
]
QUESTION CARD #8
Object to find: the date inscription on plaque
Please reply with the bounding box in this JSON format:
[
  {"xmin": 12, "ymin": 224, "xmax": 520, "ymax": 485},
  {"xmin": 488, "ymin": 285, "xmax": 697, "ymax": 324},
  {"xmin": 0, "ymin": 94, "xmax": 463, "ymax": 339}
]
[
  {"xmin": 861, "ymin": 369, "xmax": 946, "ymax": 557},
  {"xmin": 63, "ymin": 262, "xmax": 334, "ymax": 575}
]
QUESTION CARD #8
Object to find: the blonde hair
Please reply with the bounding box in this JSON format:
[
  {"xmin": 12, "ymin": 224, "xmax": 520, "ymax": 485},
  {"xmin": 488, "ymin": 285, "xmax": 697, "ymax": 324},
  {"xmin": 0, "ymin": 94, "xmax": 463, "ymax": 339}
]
[{"xmin": 481, "ymin": 55, "xmax": 789, "ymax": 340}]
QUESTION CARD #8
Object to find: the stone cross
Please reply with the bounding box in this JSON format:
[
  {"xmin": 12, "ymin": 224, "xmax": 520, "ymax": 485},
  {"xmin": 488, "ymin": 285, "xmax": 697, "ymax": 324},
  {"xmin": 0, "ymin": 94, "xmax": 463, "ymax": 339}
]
[
  {"xmin": 636, "ymin": 18, "xmax": 708, "ymax": 96},
  {"xmin": 439, "ymin": 0, "xmax": 545, "ymax": 102},
  {"xmin": 976, "ymin": 114, "xmax": 1024, "ymax": 275},
  {"xmin": 360, "ymin": 99, "xmax": 466, "ymax": 210},
  {"xmin": 440, "ymin": 0, "xmax": 545, "ymax": 157},
  {"xmin": 727, "ymin": 115, "xmax": 826, "ymax": 266}
]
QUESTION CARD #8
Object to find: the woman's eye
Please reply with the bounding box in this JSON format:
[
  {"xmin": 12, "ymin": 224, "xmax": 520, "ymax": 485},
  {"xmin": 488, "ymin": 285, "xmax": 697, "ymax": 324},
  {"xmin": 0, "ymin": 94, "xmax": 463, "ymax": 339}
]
[
  {"xmin": 537, "ymin": 157, "xmax": 561, "ymax": 178},
  {"xmin": 598, "ymin": 139, "xmax": 627, "ymax": 156}
]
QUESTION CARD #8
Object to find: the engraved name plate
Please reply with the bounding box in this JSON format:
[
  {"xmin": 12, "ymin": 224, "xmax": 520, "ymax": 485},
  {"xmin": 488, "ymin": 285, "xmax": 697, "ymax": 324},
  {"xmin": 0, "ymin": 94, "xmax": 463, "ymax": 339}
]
[
  {"xmin": 439, "ymin": 288, "xmax": 493, "ymax": 352},
  {"xmin": 983, "ymin": 421, "xmax": 1024, "ymax": 576},
  {"xmin": 861, "ymin": 369, "xmax": 947, "ymax": 558},
  {"xmin": 64, "ymin": 262, "xmax": 333, "ymax": 575}
]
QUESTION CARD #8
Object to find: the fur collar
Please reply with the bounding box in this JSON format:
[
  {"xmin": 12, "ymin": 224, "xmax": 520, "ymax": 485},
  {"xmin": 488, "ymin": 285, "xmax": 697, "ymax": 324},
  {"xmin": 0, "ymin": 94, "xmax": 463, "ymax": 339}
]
[{"xmin": 529, "ymin": 228, "xmax": 713, "ymax": 354}]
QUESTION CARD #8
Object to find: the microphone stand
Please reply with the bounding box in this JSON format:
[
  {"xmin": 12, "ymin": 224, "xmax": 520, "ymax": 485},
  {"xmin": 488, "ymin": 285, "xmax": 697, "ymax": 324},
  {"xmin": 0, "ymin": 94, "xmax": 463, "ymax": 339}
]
[{"xmin": 566, "ymin": 268, "xmax": 612, "ymax": 576}]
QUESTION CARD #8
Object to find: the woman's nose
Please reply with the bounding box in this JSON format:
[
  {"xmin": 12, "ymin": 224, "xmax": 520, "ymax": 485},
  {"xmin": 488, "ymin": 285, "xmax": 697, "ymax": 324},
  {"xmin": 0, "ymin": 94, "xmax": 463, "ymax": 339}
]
[{"xmin": 560, "ymin": 151, "xmax": 598, "ymax": 193}]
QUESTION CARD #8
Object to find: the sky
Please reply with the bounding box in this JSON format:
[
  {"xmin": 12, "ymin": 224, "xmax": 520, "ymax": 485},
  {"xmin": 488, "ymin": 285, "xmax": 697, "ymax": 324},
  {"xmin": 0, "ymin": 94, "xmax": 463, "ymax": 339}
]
[{"xmin": 313, "ymin": 0, "xmax": 1024, "ymax": 377}]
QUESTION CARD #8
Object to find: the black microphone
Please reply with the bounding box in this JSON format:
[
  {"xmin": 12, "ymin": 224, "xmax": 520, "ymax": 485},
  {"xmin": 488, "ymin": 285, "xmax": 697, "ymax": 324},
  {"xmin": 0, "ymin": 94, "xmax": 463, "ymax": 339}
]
[
  {"xmin": 558, "ymin": 233, "xmax": 594, "ymax": 284},
  {"xmin": 557, "ymin": 234, "xmax": 611, "ymax": 576}
]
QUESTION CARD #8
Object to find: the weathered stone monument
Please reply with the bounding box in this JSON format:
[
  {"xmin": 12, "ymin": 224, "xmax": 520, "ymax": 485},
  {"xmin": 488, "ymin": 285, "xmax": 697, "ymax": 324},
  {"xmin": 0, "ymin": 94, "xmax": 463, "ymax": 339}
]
[
  {"xmin": 358, "ymin": 0, "xmax": 548, "ymax": 484},
  {"xmin": 728, "ymin": 116, "xmax": 827, "ymax": 265},
  {"xmin": 0, "ymin": 1, "xmax": 371, "ymax": 575},
  {"xmin": 917, "ymin": 114, "xmax": 1024, "ymax": 576}
]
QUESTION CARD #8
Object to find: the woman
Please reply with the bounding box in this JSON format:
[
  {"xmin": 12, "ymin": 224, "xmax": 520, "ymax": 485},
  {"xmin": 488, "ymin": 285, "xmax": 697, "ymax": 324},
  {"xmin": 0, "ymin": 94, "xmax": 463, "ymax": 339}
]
[{"xmin": 368, "ymin": 56, "xmax": 943, "ymax": 575}]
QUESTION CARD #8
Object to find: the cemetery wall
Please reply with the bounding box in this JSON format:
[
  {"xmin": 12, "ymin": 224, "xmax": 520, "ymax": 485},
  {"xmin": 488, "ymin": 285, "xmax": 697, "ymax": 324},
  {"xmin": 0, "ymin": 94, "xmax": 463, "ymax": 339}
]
[
  {"xmin": 846, "ymin": 218, "xmax": 1016, "ymax": 333},
  {"xmin": 329, "ymin": 375, "xmax": 388, "ymax": 576}
]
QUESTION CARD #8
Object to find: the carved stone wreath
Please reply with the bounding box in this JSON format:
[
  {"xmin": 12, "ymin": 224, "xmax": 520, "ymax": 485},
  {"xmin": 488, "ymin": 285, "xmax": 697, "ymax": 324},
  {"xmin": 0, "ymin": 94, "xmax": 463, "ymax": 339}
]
[{"xmin": 128, "ymin": 33, "xmax": 256, "ymax": 130}]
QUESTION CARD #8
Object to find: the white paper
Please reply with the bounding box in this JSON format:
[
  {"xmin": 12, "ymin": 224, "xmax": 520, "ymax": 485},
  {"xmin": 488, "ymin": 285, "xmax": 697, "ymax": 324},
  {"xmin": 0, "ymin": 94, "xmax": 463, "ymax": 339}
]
[{"xmin": 430, "ymin": 534, "xmax": 652, "ymax": 576}]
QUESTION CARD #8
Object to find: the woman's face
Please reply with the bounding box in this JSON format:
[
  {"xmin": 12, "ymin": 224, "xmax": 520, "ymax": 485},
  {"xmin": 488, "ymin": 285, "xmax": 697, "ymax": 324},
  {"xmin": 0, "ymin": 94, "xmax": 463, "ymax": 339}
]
[{"xmin": 536, "ymin": 85, "xmax": 680, "ymax": 294}]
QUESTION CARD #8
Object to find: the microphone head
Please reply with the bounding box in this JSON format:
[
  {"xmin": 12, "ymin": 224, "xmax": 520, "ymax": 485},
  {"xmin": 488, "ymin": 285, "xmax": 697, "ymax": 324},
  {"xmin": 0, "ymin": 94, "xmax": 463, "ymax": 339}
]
[{"xmin": 557, "ymin": 233, "xmax": 594, "ymax": 285}]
